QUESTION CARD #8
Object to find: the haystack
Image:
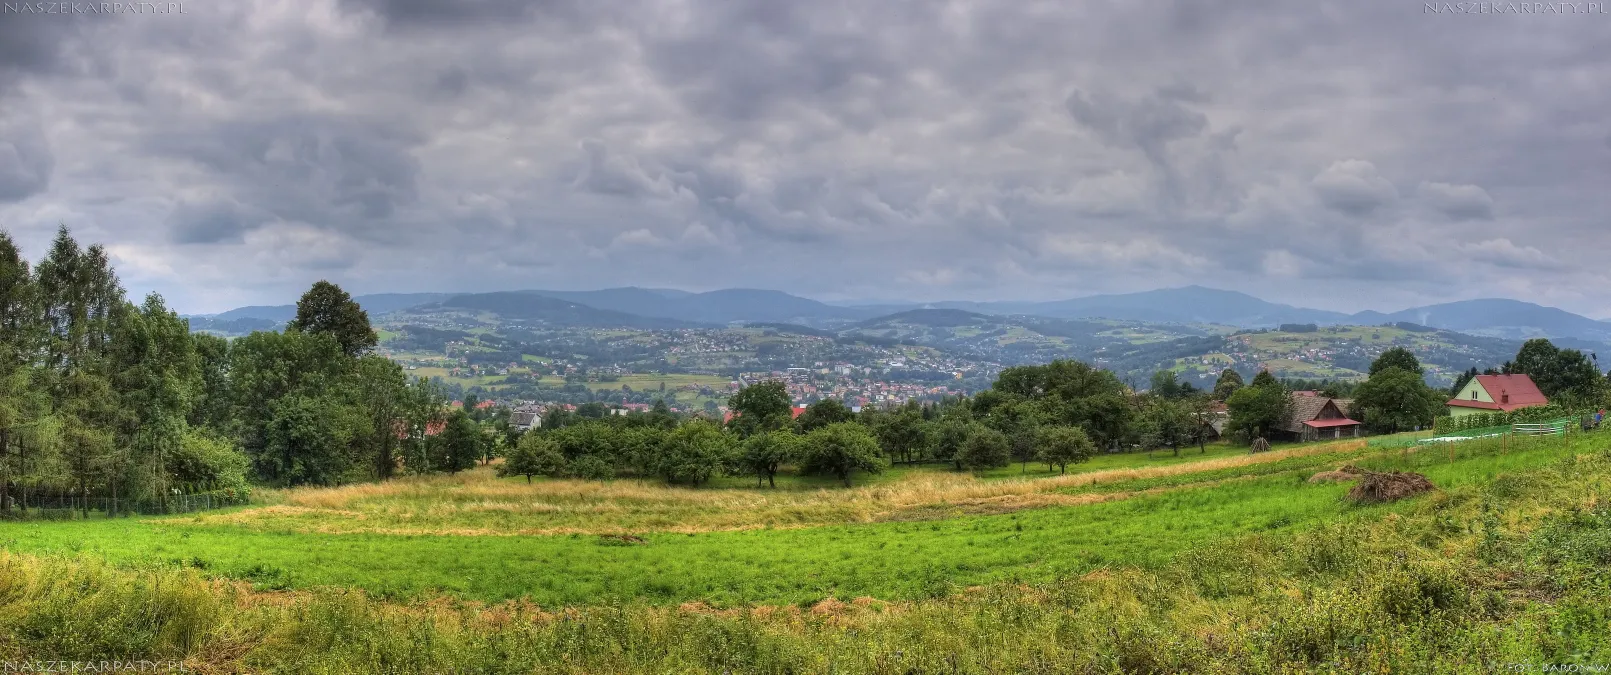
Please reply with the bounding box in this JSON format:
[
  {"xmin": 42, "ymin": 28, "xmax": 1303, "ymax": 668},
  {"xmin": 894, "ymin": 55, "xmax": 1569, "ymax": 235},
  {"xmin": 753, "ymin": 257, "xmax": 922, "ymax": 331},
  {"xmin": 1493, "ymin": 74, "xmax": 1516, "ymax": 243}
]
[
  {"xmin": 1346, "ymin": 471, "xmax": 1435, "ymax": 504},
  {"xmin": 1308, "ymin": 464, "xmax": 1365, "ymax": 483},
  {"xmin": 1249, "ymin": 437, "xmax": 1271, "ymax": 454}
]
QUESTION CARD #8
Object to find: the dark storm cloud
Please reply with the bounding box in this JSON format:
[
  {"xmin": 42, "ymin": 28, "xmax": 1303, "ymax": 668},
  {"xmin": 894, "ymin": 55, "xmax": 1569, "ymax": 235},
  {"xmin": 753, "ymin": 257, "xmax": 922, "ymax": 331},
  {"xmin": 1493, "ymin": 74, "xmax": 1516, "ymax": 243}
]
[
  {"xmin": 167, "ymin": 197, "xmax": 264, "ymax": 244},
  {"xmin": 0, "ymin": 0, "xmax": 1606, "ymax": 315},
  {"xmin": 147, "ymin": 115, "xmax": 423, "ymax": 237}
]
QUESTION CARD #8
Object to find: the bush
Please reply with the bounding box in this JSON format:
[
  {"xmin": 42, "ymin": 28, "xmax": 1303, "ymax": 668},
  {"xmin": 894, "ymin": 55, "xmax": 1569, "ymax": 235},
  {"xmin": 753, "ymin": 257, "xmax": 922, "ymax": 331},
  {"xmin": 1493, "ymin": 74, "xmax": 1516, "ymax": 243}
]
[
  {"xmin": 1432, "ymin": 403, "xmax": 1572, "ymax": 434},
  {"xmin": 168, "ymin": 430, "xmax": 251, "ymax": 499}
]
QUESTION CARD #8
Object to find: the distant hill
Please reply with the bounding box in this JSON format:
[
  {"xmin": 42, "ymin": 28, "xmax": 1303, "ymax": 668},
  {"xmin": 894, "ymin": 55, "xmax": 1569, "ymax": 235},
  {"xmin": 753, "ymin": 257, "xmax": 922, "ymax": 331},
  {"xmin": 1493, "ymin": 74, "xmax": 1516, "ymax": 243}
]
[
  {"xmin": 186, "ymin": 316, "xmax": 282, "ymax": 335},
  {"xmin": 206, "ymin": 292, "xmax": 453, "ymax": 322},
  {"xmin": 856, "ymin": 309, "xmax": 992, "ymax": 328},
  {"xmin": 522, "ymin": 287, "xmax": 880, "ymax": 325},
  {"xmin": 433, "ymin": 292, "xmax": 700, "ymax": 329},
  {"xmin": 1370, "ymin": 298, "xmax": 1611, "ymax": 343},
  {"xmin": 938, "ymin": 286, "xmax": 1351, "ymax": 326},
  {"xmin": 196, "ymin": 285, "xmax": 1611, "ymax": 346},
  {"xmin": 436, "ymin": 292, "xmax": 707, "ymax": 328},
  {"xmin": 209, "ymin": 304, "xmax": 298, "ymax": 322}
]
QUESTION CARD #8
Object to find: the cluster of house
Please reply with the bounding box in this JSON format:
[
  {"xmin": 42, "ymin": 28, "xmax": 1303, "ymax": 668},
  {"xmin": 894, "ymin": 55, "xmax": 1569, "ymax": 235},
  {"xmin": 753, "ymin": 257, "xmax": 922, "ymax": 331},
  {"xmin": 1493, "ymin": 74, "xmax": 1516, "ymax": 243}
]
[
  {"xmin": 1200, "ymin": 373, "xmax": 1550, "ymax": 443},
  {"xmin": 738, "ymin": 369, "xmax": 966, "ymax": 410}
]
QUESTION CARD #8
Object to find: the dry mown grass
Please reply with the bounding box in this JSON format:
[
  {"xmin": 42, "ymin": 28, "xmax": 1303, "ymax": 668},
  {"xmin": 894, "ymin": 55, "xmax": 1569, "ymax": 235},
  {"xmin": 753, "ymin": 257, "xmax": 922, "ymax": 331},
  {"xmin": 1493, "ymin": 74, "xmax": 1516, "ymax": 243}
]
[{"xmin": 201, "ymin": 440, "xmax": 1369, "ymax": 536}]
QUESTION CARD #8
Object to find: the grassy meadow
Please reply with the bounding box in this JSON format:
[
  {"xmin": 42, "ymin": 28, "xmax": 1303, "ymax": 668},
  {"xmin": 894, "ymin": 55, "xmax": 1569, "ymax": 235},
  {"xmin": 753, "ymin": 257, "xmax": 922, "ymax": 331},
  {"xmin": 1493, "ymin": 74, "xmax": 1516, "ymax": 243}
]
[{"xmin": 3, "ymin": 431, "xmax": 1610, "ymax": 671}]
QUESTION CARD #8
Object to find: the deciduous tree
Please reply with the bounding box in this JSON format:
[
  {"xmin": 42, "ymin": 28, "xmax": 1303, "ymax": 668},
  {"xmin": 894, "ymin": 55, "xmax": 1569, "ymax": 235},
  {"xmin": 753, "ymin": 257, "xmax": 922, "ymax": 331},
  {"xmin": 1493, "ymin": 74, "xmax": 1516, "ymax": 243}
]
[
  {"xmin": 738, "ymin": 431, "xmax": 797, "ymax": 487},
  {"xmin": 287, "ymin": 280, "xmax": 377, "ymax": 358},
  {"xmin": 802, "ymin": 422, "xmax": 887, "ymax": 486},
  {"xmin": 499, "ymin": 434, "xmax": 565, "ymax": 483},
  {"xmin": 657, "ymin": 420, "xmax": 734, "ymax": 486},
  {"xmin": 1212, "ymin": 368, "xmax": 1244, "ymax": 401},
  {"xmin": 1035, "ymin": 425, "xmax": 1095, "ymax": 473},
  {"xmin": 1354, "ymin": 367, "xmax": 1442, "ymax": 434},
  {"xmin": 958, "ymin": 424, "xmax": 1010, "ymax": 471}
]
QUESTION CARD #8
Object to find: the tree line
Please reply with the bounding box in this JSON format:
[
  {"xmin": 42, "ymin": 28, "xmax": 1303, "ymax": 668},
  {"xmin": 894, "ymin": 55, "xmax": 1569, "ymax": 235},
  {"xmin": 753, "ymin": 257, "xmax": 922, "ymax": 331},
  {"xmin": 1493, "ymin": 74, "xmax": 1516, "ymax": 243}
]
[
  {"xmin": 9, "ymin": 228, "xmax": 1609, "ymax": 507},
  {"xmin": 0, "ymin": 228, "xmax": 481, "ymax": 516}
]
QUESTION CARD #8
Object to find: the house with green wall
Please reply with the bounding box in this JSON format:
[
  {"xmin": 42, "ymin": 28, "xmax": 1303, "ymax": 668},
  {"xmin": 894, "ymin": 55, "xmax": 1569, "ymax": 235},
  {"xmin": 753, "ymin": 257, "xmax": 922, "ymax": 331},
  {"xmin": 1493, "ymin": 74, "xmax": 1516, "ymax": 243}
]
[{"xmin": 1445, "ymin": 374, "xmax": 1548, "ymax": 417}]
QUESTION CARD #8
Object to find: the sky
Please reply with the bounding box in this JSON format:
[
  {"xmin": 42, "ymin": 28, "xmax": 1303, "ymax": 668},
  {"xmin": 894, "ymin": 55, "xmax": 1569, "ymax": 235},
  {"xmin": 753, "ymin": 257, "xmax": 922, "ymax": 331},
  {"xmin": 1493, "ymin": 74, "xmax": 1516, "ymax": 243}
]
[{"xmin": 0, "ymin": 1, "xmax": 1608, "ymax": 316}]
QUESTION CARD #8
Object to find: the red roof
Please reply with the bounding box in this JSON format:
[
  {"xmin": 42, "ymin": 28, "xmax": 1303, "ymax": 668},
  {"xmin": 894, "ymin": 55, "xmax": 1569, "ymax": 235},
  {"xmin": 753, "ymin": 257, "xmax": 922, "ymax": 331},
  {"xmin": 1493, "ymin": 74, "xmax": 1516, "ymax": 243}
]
[
  {"xmin": 724, "ymin": 407, "xmax": 807, "ymax": 424},
  {"xmin": 1304, "ymin": 418, "xmax": 1361, "ymax": 429},
  {"xmin": 393, "ymin": 419, "xmax": 446, "ymax": 439},
  {"xmin": 1447, "ymin": 374, "xmax": 1549, "ymax": 412},
  {"xmin": 475, "ymin": 400, "xmax": 495, "ymax": 409}
]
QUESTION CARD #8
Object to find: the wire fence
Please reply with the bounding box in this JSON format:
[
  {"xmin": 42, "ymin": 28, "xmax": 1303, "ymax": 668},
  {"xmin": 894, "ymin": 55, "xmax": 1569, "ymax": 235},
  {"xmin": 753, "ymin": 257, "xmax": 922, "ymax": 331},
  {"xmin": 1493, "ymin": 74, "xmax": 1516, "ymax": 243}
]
[{"xmin": 0, "ymin": 491, "xmax": 244, "ymax": 521}]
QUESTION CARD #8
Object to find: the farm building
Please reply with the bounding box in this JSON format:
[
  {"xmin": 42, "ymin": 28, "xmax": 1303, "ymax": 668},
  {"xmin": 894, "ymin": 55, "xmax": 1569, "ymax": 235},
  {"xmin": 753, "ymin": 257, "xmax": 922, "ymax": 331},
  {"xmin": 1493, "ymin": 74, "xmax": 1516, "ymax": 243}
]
[
  {"xmin": 1280, "ymin": 391, "xmax": 1361, "ymax": 442},
  {"xmin": 1445, "ymin": 374, "xmax": 1548, "ymax": 417},
  {"xmin": 1196, "ymin": 401, "xmax": 1229, "ymax": 441},
  {"xmin": 511, "ymin": 410, "xmax": 542, "ymax": 431}
]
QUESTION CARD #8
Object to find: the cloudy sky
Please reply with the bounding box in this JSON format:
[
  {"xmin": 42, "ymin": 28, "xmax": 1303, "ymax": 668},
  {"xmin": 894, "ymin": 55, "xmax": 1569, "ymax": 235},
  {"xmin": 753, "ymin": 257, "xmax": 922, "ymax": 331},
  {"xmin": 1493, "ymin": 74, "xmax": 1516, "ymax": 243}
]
[{"xmin": 1, "ymin": 0, "xmax": 1608, "ymax": 315}]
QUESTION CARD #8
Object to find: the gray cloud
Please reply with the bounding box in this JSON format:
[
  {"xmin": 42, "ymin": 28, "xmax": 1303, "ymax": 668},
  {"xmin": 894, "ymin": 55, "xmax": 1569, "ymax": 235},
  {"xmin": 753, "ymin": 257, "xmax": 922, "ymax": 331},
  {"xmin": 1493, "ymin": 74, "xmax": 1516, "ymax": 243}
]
[
  {"xmin": 1311, "ymin": 160, "xmax": 1397, "ymax": 216},
  {"xmin": 1417, "ymin": 181, "xmax": 1495, "ymax": 220},
  {"xmin": 0, "ymin": 113, "xmax": 52, "ymax": 202},
  {"xmin": 0, "ymin": 0, "xmax": 1606, "ymax": 315}
]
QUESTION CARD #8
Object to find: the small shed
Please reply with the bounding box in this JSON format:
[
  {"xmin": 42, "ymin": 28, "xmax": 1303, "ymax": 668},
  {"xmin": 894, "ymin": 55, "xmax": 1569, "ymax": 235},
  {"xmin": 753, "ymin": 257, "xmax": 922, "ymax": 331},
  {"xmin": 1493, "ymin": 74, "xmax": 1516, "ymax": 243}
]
[{"xmin": 1281, "ymin": 392, "xmax": 1361, "ymax": 442}]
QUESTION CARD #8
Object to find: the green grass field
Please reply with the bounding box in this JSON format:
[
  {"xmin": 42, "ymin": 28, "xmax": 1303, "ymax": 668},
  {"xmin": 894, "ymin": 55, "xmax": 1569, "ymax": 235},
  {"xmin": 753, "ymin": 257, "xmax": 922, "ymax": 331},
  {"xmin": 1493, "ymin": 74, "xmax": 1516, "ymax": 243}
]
[
  {"xmin": 0, "ymin": 433, "xmax": 1584, "ymax": 608},
  {"xmin": 3, "ymin": 432, "xmax": 1610, "ymax": 671},
  {"xmin": 0, "ymin": 464, "xmax": 1384, "ymax": 606}
]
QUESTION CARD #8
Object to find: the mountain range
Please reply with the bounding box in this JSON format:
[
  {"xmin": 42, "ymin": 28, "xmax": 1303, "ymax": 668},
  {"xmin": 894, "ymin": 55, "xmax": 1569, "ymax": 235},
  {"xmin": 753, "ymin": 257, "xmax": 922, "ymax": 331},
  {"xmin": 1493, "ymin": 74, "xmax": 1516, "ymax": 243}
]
[{"xmin": 188, "ymin": 285, "xmax": 1611, "ymax": 345}]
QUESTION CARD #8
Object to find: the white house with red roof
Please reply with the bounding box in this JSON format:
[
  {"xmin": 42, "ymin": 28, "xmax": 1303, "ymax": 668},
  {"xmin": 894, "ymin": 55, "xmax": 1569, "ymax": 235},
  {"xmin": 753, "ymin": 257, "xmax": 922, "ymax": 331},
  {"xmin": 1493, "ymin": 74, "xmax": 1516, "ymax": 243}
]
[{"xmin": 1445, "ymin": 374, "xmax": 1549, "ymax": 418}]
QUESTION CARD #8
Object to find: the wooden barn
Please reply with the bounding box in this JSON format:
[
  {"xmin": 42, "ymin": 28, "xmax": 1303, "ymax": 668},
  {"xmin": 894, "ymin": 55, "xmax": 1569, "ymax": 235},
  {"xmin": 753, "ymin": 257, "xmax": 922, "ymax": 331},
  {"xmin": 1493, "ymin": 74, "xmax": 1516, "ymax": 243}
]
[{"xmin": 1280, "ymin": 391, "xmax": 1361, "ymax": 442}]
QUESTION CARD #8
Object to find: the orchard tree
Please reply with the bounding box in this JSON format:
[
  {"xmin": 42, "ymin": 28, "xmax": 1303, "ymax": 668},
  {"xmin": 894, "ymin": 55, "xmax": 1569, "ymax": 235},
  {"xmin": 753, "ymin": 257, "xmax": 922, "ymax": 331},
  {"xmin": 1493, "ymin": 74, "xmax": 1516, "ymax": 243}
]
[
  {"xmin": 958, "ymin": 424, "xmax": 1010, "ymax": 471},
  {"xmin": 657, "ymin": 420, "xmax": 734, "ymax": 485},
  {"xmin": 738, "ymin": 431, "xmax": 797, "ymax": 487},
  {"xmin": 802, "ymin": 422, "xmax": 887, "ymax": 487},
  {"xmin": 930, "ymin": 417, "xmax": 971, "ymax": 470},
  {"xmin": 499, "ymin": 434, "xmax": 565, "ymax": 483},
  {"xmin": 1141, "ymin": 395, "xmax": 1195, "ymax": 457},
  {"xmin": 875, "ymin": 408, "xmax": 930, "ymax": 463},
  {"xmin": 1035, "ymin": 426, "xmax": 1095, "ymax": 473}
]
